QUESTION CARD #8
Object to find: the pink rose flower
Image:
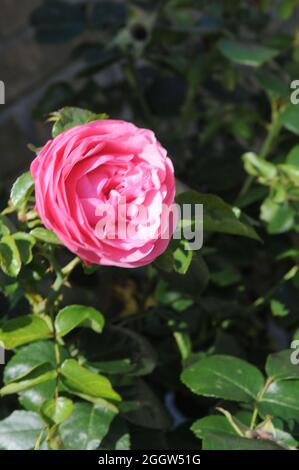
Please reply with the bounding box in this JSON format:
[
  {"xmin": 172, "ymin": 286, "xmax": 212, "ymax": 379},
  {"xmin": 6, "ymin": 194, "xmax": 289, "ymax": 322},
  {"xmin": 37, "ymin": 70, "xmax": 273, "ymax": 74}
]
[{"xmin": 30, "ymin": 120, "xmax": 176, "ymax": 268}]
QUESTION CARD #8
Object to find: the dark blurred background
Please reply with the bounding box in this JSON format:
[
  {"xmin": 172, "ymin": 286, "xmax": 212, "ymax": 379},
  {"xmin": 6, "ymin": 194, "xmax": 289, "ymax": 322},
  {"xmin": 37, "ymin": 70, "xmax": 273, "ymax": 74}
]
[
  {"xmin": 1, "ymin": 0, "xmax": 299, "ymax": 203},
  {"xmin": 0, "ymin": 0, "xmax": 119, "ymax": 187}
]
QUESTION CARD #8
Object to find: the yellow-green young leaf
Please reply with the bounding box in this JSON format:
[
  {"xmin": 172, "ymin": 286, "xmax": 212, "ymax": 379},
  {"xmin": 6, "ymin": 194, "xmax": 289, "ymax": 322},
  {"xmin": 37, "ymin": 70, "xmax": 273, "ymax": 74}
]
[
  {"xmin": 278, "ymin": 0, "xmax": 298, "ymax": 18},
  {"xmin": 181, "ymin": 355, "xmax": 265, "ymax": 402},
  {"xmin": 173, "ymin": 330, "xmax": 192, "ymax": 361},
  {"xmin": 217, "ymin": 39, "xmax": 279, "ymax": 67},
  {"xmin": 270, "ymin": 299, "xmax": 289, "ymax": 317},
  {"xmin": 266, "ymin": 350, "xmax": 299, "ymax": 381},
  {"xmin": 0, "ymin": 315, "xmax": 52, "ymax": 349},
  {"xmin": 0, "ymin": 215, "xmax": 12, "ymax": 237},
  {"xmin": 41, "ymin": 398, "xmax": 74, "ymax": 426},
  {"xmin": 266, "ymin": 204, "xmax": 295, "ymax": 234},
  {"xmin": 55, "ymin": 305, "xmax": 105, "ymax": 337},
  {"xmin": 87, "ymin": 113, "xmax": 109, "ymax": 122},
  {"xmin": 50, "ymin": 107, "xmax": 96, "ymax": 137},
  {"xmin": 10, "ymin": 172, "xmax": 34, "ymax": 209},
  {"xmin": 172, "ymin": 240, "xmax": 193, "ymax": 274},
  {"xmin": 12, "ymin": 233, "xmax": 36, "ymax": 265},
  {"xmin": 242, "ymin": 152, "xmax": 277, "ymax": 180},
  {"xmin": 0, "ymin": 363, "xmax": 56, "ymax": 397},
  {"xmin": 155, "ymin": 239, "xmax": 193, "ymax": 274},
  {"xmin": 0, "ymin": 235, "xmax": 22, "ymax": 277},
  {"xmin": 60, "ymin": 359, "xmax": 121, "ymax": 402},
  {"xmin": 60, "ymin": 402, "xmax": 117, "ymax": 450},
  {"xmin": 30, "ymin": 228, "xmax": 61, "ymax": 245},
  {"xmin": 278, "ymin": 163, "xmax": 299, "ymax": 185}
]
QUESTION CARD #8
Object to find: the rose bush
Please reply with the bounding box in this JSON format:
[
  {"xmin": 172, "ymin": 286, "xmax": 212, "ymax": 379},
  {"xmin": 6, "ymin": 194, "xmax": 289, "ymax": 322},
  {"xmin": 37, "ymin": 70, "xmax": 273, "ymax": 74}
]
[
  {"xmin": 31, "ymin": 120, "xmax": 176, "ymax": 268},
  {"xmin": 2, "ymin": 0, "xmax": 299, "ymax": 453}
]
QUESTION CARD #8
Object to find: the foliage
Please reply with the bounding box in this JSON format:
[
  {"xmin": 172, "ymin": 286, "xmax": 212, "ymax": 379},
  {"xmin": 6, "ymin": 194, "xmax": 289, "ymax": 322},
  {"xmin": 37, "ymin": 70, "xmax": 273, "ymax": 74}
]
[{"xmin": 1, "ymin": 0, "xmax": 299, "ymax": 451}]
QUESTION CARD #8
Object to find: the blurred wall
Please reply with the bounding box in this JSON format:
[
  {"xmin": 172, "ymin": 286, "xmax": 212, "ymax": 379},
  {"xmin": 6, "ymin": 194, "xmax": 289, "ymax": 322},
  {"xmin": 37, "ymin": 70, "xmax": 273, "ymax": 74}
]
[{"xmin": 0, "ymin": 0, "xmax": 84, "ymax": 185}]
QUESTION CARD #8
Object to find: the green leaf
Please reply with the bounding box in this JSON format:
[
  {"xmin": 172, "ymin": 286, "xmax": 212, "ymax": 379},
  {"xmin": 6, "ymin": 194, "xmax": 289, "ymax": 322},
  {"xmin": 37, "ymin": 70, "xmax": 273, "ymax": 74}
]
[
  {"xmin": 50, "ymin": 107, "xmax": 96, "ymax": 137},
  {"xmin": 256, "ymin": 71, "xmax": 289, "ymax": 99},
  {"xmin": 121, "ymin": 379, "xmax": 171, "ymax": 430},
  {"xmin": 243, "ymin": 152, "xmax": 277, "ymax": 180},
  {"xmin": 181, "ymin": 355, "xmax": 265, "ymax": 402},
  {"xmin": 4, "ymin": 340, "xmax": 63, "ymax": 383},
  {"xmin": 279, "ymin": 0, "xmax": 298, "ymax": 19},
  {"xmin": 84, "ymin": 326, "xmax": 157, "ymax": 377},
  {"xmin": 3, "ymin": 341, "xmax": 67, "ymax": 411},
  {"xmin": 0, "ymin": 215, "xmax": 12, "ymax": 236},
  {"xmin": 60, "ymin": 402, "xmax": 117, "ymax": 450},
  {"xmin": 286, "ymin": 144, "xmax": 299, "ymax": 166},
  {"xmin": 0, "ymin": 411, "xmax": 44, "ymax": 450},
  {"xmin": 0, "ymin": 315, "xmax": 52, "ymax": 349},
  {"xmin": 191, "ymin": 415, "xmax": 238, "ymax": 440},
  {"xmin": 89, "ymin": 359, "xmax": 134, "ymax": 375},
  {"xmin": 261, "ymin": 199, "xmax": 295, "ymax": 234},
  {"xmin": 12, "ymin": 233, "xmax": 36, "ymax": 265},
  {"xmin": 19, "ymin": 382, "xmax": 56, "ymax": 412},
  {"xmin": 176, "ymin": 191, "xmax": 260, "ymax": 240},
  {"xmin": 0, "ymin": 363, "xmax": 56, "ymax": 397},
  {"xmin": 266, "ymin": 204, "xmax": 295, "ymax": 234},
  {"xmin": 30, "ymin": 227, "xmax": 61, "ymax": 245},
  {"xmin": 260, "ymin": 199, "xmax": 279, "ymax": 223},
  {"xmin": 269, "ymin": 421, "xmax": 299, "ymax": 448},
  {"xmin": 100, "ymin": 417, "xmax": 131, "ymax": 450},
  {"xmin": 278, "ymin": 163, "xmax": 299, "ymax": 185},
  {"xmin": 173, "ymin": 330, "xmax": 192, "ymax": 361},
  {"xmin": 266, "ymin": 350, "xmax": 299, "ymax": 380},
  {"xmin": 270, "ymin": 299, "xmax": 289, "ymax": 317},
  {"xmin": 210, "ymin": 264, "xmax": 241, "ymax": 287},
  {"xmin": 274, "ymin": 427, "xmax": 298, "ymax": 448},
  {"xmin": 0, "ymin": 235, "xmax": 22, "ymax": 277},
  {"xmin": 237, "ymin": 186, "xmax": 268, "ymax": 209},
  {"xmin": 259, "ymin": 380, "xmax": 299, "ymax": 422},
  {"xmin": 217, "ymin": 39, "xmax": 278, "ymax": 67},
  {"xmin": 172, "ymin": 239, "xmax": 193, "ymax": 274},
  {"xmin": 41, "ymin": 398, "xmax": 74, "ymax": 426},
  {"xmin": 55, "ymin": 304, "xmax": 105, "ymax": 337},
  {"xmin": 216, "ymin": 407, "xmax": 249, "ymax": 436},
  {"xmin": 154, "ymin": 246, "xmax": 175, "ymax": 272},
  {"xmin": 155, "ymin": 239, "xmax": 193, "ymax": 274},
  {"xmin": 10, "ymin": 172, "xmax": 34, "ymax": 209},
  {"xmin": 202, "ymin": 432, "xmax": 285, "ymax": 450},
  {"xmin": 60, "ymin": 359, "xmax": 121, "ymax": 402},
  {"xmin": 280, "ymin": 104, "xmax": 299, "ymax": 135},
  {"xmin": 87, "ymin": 113, "xmax": 109, "ymax": 122}
]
